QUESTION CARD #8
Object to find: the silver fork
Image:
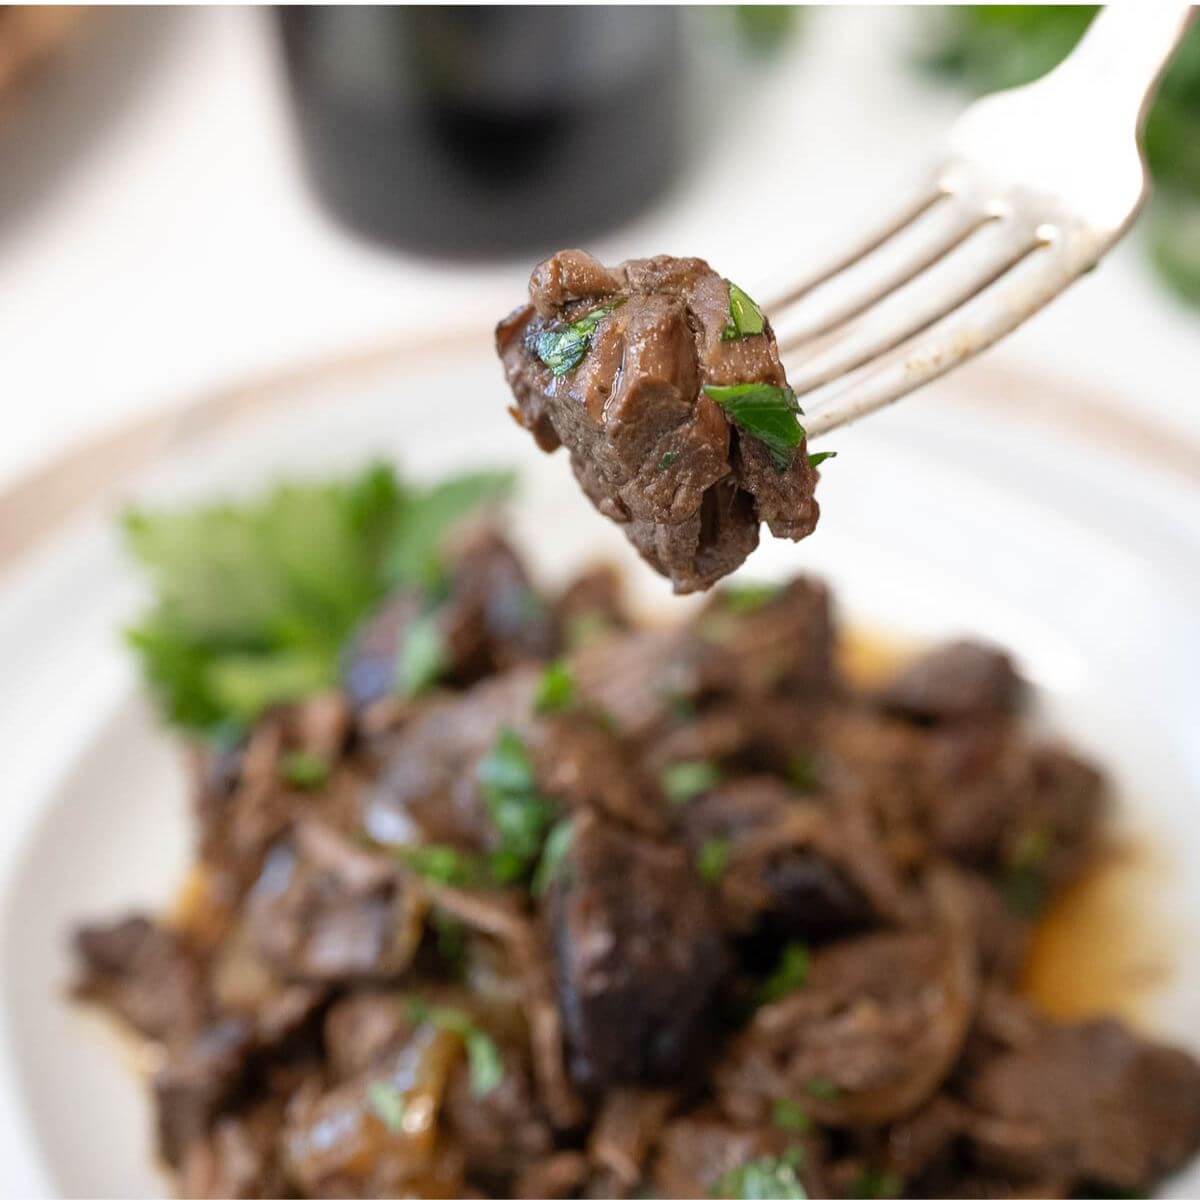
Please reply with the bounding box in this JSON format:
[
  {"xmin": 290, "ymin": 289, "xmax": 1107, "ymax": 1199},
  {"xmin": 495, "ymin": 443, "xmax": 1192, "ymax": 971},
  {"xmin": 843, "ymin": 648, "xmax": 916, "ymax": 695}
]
[{"xmin": 767, "ymin": 3, "xmax": 1195, "ymax": 439}]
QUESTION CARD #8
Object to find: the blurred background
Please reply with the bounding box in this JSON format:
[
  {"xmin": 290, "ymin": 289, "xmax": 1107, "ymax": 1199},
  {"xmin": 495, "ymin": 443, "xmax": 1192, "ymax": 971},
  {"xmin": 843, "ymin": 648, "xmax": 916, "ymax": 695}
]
[{"xmin": 1, "ymin": 3, "xmax": 1198, "ymax": 499}]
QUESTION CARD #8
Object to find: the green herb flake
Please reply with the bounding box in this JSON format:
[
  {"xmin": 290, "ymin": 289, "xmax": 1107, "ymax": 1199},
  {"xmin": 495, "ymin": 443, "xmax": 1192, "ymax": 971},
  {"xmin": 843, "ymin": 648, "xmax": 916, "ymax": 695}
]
[
  {"xmin": 532, "ymin": 818, "xmax": 575, "ymax": 896},
  {"xmin": 662, "ymin": 760, "xmax": 720, "ymax": 805},
  {"xmin": 658, "ymin": 450, "xmax": 681, "ymax": 472},
  {"xmin": 397, "ymin": 613, "xmax": 446, "ymax": 698},
  {"xmin": 407, "ymin": 1000, "xmax": 504, "ymax": 1097},
  {"xmin": 534, "ymin": 660, "xmax": 576, "ymax": 715},
  {"xmin": 477, "ymin": 728, "xmax": 555, "ymax": 884},
  {"xmin": 697, "ymin": 837, "xmax": 731, "ymax": 885},
  {"xmin": 805, "ymin": 1076, "xmax": 840, "ymax": 1100},
  {"xmin": 849, "ymin": 1167, "xmax": 903, "ymax": 1200},
  {"xmin": 787, "ymin": 753, "xmax": 820, "ymax": 794},
  {"xmin": 807, "ymin": 451, "xmax": 837, "ymax": 469},
  {"xmin": 367, "ymin": 1079, "xmax": 407, "ymax": 1134},
  {"xmin": 771, "ymin": 1098, "xmax": 811, "ymax": 1133},
  {"xmin": 721, "ymin": 581, "xmax": 781, "ymax": 614},
  {"xmin": 396, "ymin": 843, "xmax": 484, "ymax": 888},
  {"xmin": 703, "ymin": 383, "xmax": 806, "ymax": 470},
  {"xmin": 712, "ymin": 1148, "xmax": 807, "ymax": 1200},
  {"xmin": 757, "ymin": 942, "xmax": 810, "ymax": 1006},
  {"xmin": 722, "ymin": 281, "xmax": 767, "ymax": 341},
  {"xmin": 280, "ymin": 750, "xmax": 330, "ymax": 790},
  {"xmin": 534, "ymin": 304, "xmax": 619, "ymax": 375}
]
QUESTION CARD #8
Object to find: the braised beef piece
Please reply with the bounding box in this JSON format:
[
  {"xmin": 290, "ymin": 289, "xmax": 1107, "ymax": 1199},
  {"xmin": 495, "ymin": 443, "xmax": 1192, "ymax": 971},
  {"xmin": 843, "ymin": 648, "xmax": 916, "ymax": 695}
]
[
  {"xmin": 70, "ymin": 549, "xmax": 1200, "ymax": 1200},
  {"xmin": 547, "ymin": 812, "xmax": 728, "ymax": 1092},
  {"xmin": 496, "ymin": 250, "xmax": 820, "ymax": 592}
]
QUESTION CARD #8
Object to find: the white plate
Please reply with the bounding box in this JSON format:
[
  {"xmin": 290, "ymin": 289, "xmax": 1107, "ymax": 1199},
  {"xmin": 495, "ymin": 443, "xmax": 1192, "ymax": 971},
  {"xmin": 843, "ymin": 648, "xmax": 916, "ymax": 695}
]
[{"xmin": 0, "ymin": 337, "xmax": 1198, "ymax": 1198}]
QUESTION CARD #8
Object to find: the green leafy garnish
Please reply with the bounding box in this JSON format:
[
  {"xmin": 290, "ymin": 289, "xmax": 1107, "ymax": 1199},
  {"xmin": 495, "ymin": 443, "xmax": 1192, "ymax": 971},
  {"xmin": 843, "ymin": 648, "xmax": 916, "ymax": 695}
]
[
  {"xmin": 807, "ymin": 451, "xmax": 837, "ymax": 469},
  {"xmin": 712, "ymin": 1148, "xmax": 807, "ymax": 1199},
  {"xmin": 662, "ymin": 760, "xmax": 720, "ymax": 805},
  {"xmin": 366, "ymin": 1079, "xmax": 407, "ymax": 1133},
  {"xmin": 532, "ymin": 818, "xmax": 575, "ymax": 896},
  {"xmin": 407, "ymin": 1000, "xmax": 504, "ymax": 1096},
  {"xmin": 721, "ymin": 581, "xmax": 780, "ymax": 614},
  {"xmin": 697, "ymin": 837, "xmax": 731, "ymax": 885},
  {"xmin": 658, "ymin": 450, "xmax": 680, "ymax": 472},
  {"xmin": 477, "ymin": 728, "xmax": 555, "ymax": 884},
  {"xmin": 756, "ymin": 942, "xmax": 810, "ymax": 1006},
  {"xmin": 122, "ymin": 462, "xmax": 513, "ymax": 733},
  {"xmin": 805, "ymin": 1076, "xmax": 840, "ymax": 1100},
  {"xmin": 397, "ymin": 614, "xmax": 446, "ymax": 698},
  {"xmin": 534, "ymin": 304, "xmax": 618, "ymax": 375},
  {"xmin": 396, "ymin": 843, "xmax": 485, "ymax": 888},
  {"xmin": 722, "ymin": 282, "xmax": 766, "ymax": 341},
  {"xmin": 703, "ymin": 383, "xmax": 805, "ymax": 470},
  {"xmin": 534, "ymin": 660, "xmax": 576, "ymax": 715},
  {"xmin": 280, "ymin": 750, "xmax": 330, "ymax": 790},
  {"xmin": 849, "ymin": 1168, "xmax": 903, "ymax": 1199},
  {"xmin": 771, "ymin": 1098, "xmax": 811, "ymax": 1133}
]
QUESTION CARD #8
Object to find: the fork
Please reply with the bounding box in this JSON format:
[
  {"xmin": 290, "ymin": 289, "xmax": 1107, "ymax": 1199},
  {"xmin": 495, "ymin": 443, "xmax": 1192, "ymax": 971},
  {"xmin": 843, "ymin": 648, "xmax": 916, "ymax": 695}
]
[{"xmin": 765, "ymin": 3, "xmax": 1195, "ymax": 439}]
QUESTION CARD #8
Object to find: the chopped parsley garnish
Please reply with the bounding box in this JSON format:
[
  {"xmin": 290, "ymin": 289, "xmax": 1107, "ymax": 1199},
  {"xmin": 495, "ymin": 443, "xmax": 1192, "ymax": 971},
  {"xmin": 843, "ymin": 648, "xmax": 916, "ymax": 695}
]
[
  {"xmin": 662, "ymin": 760, "xmax": 720, "ymax": 805},
  {"xmin": 849, "ymin": 1167, "xmax": 903, "ymax": 1199},
  {"xmin": 722, "ymin": 281, "xmax": 767, "ymax": 341},
  {"xmin": 697, "ymin": 837, "xmax": 731, "ymax": 884},
  {"xmin": 756, "ymin": 942, "xmax": 810, "ymax": 1006},
  {"xmin": 658, "ymin": 450, "xmax": 680, "ymax": 471},
  {"xmin": 771, "ymin": 1098, "xmax": 811, "ymax": 1133},
  {"xmin": 534, "ymin": 304, "xmax": 618, "ymax": 375},
  {"xmin": 787, "ymin": 753, "xmax": 820, "ymax": 794},
  {"xmin": 366, "ymin": 1079, "xmax": 407, "ymax": 1133},
  {"xmin": 722, "ymin": 581, "xmax": 781, "ymax": 613},
  {"xmin": 280, "ymin": 750, "xmax": 330, "ymax": 789},
  {"xmin": 407, "ymin": 1000, "xmax": 504, "ymax": 1096},
  {"xmin": 532, "ymin": 818, "xmax": 575, "ymax": 896},
  {"xmin": 396, "ymin": 843, "xmax": 484, "ymax": 888},
  {"xmin": 396, "ymin": 613, "xmax": 446, "ymax": 698},
  {"xmin": 122, "ymin": 462, "xmax": 513, "ymax": 733},
  {"xmin": 477, "ymin": 728, "xmax": 555, "ymax": 884},
  {"xmin": 807, "ymin": 451, "xmax": 837, "ymax": 469},
  {"xmin": 712, "ymin": 1148, "xmax": 807, "ymax": 1199},
  {"xmin": 805, "ymin": 1076, "xmax": 840, "ymax": 1100},
  {"xmin": 703, "ymin": 383, "xmax": 806, "ymax": 470},
  {"xmin": 534, "ymin": 660, "xmax": 576, "ymax": 714}
]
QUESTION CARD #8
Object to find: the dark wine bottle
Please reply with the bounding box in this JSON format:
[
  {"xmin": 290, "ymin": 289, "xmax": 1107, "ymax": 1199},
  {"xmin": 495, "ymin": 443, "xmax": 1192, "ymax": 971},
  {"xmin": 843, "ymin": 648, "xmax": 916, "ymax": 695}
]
[{"xmin": 277, "ymin": 6, "xmax": 684, "ymax": 257}]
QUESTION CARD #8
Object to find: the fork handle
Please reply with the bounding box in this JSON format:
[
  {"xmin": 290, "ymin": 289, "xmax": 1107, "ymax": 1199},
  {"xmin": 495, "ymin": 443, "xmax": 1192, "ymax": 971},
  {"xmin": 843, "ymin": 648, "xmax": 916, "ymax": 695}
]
[{"xmin": 1053, "ymin": 2, "xmax": 1195, "ymax": 129}]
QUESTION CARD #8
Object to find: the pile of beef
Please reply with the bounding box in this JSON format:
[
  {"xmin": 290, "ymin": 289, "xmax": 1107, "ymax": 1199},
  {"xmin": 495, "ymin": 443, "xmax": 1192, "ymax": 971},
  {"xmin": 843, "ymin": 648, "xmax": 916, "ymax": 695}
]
[
  {"xmin": 73, "ymin": 529, "xmax": 1200, "ymax": 1199},
  {"xmin": 497, "ymin": 250, "xmax": 820, "ymax": 593}
]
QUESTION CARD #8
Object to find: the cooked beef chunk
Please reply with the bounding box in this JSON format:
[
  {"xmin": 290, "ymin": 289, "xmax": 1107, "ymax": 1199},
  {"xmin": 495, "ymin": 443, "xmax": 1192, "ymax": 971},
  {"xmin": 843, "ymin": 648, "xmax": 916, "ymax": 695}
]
[
  {"xmin": 154, "ymin": 1016, "xmax": 255, "ymax": 1165},
  {"xmin": 71, "ymin": 545, "xmax": 1200, "ymax": 1200},
  {"xmin": 881, "ymin": 640, "xmax": 1025, "ymax": 724},
  {"xmin": 964, "ymin": 1009, "xmax": 1200, "ymax": 1193},
  {"xmin": 246, "ymin": 820, "xmax": 426, "ymax": 981},
  {"xmin": 72, "ymin": 915, "xmax": 209, "ymax": 1044},
  {"xmin": 497, "ymin": 250, "xmax": 819, "ymax": 592},
  {"xmin": 548, "ymin": 812, "xmax": 728, "ymax": 1091}
]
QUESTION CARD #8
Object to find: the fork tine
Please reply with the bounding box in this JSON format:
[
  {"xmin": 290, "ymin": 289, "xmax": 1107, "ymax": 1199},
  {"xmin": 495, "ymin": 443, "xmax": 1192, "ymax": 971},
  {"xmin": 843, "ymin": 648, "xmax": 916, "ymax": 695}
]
[
  {"xmin": 782, "ymin": 216, "xmax": 1043, "ymax": 398},
  {"xmin": 797, "ymin": 239, "xmax": 1076, "ymax": 438},
  {"xmin": 769, "ymin": 199, "xmax": 993, "ymax": 347},
  {"xmin": 762, "ymin": 169, "xmax": 949, "ymax": 313}
]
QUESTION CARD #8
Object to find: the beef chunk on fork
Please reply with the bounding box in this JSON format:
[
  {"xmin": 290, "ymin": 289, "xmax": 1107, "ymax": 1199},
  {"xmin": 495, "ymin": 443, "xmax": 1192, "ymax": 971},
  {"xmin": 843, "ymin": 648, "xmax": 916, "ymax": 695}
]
[
  {"xmin": 546, "ymin": 812, "xmax": 728, "ymax": 1092},
  {"xmin": 963, "ymin": 1011, "xmax": 1200, "ymax": 1194},
  {"xmin": 881, "ymin": 640, "xmax": 1025, "ymax": 724},
  {"xmin": 497, "ymin": 250, "xmax": 820, "ymax": 593},
  {"xmin": 72, "ymin": 915, "xmax": 209, "ymax": 1044}
]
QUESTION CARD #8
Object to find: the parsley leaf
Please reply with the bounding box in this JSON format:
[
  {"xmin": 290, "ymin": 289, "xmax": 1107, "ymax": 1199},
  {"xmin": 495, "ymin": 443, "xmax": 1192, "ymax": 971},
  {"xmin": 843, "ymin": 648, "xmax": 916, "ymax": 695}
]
[
  {"xmin": 396, "ymin": 613, "xmax": 446, "ymax": 697},
  {"xmin": 807, "ymin": 451, "xmax": 837, "ymax": 469},
  {"xmin": 697, "ymin": 837, "xmax": 731, "ymax": 884},
  {"xmin": 366, "ymin": 1079, "xmax": 407, "ymax": 1133},
  {"xmin": 407, "ymin": 1000, "xmax": 504, "ymax": 1097},
  {"xmin": 756, "ymin": 942, "xmax": 810, "ymax": 1006},
  {"xmin": 771, "ymin": 1098, "xmax": 811, "ymax": 1133},
  {"xmin": 396, "ymin": 843, "xmax": 486, "ymax": 888},
  {"xmin": 712, "ymin": 1148, "xmax": 807, "ymax": 1199},
  {"xmin": 280, "ymin": 750, "xmax": 330, "ymax": 789},
  {"xmin": 534, "ymin": 660, "xmax": 576, "ymax": 714},
  {"xmin": 662, "ymin": 760, "xmax": 720, "ymax": 805},
  {"xmin": 805, "ymin": 1076, "xmax": 840, "ymax": 1100},
  {"xmin": 658, "ymin": 450, "xmax": 680, "ymax": 471},
  {"xmin": 534, "ymin": 304, "xmax": 619, "ymax": 375},
  {"xmin": 722, "ymin": 281, "xmax": 766, "ymax": 340},
  {"xmin": 477, "ymin": 728, "xmax": 555, "ymax": 884},
  {"xmin": 703, "ymin": 383, "xmax": 806, "ymax": 470},
  {"xmin": 122, "ymin": 462, "xmax": 513, "ymax": 733},
  {"xmin": 722, "ymin": 581, "xmax": 780, "ymax": 613}
]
